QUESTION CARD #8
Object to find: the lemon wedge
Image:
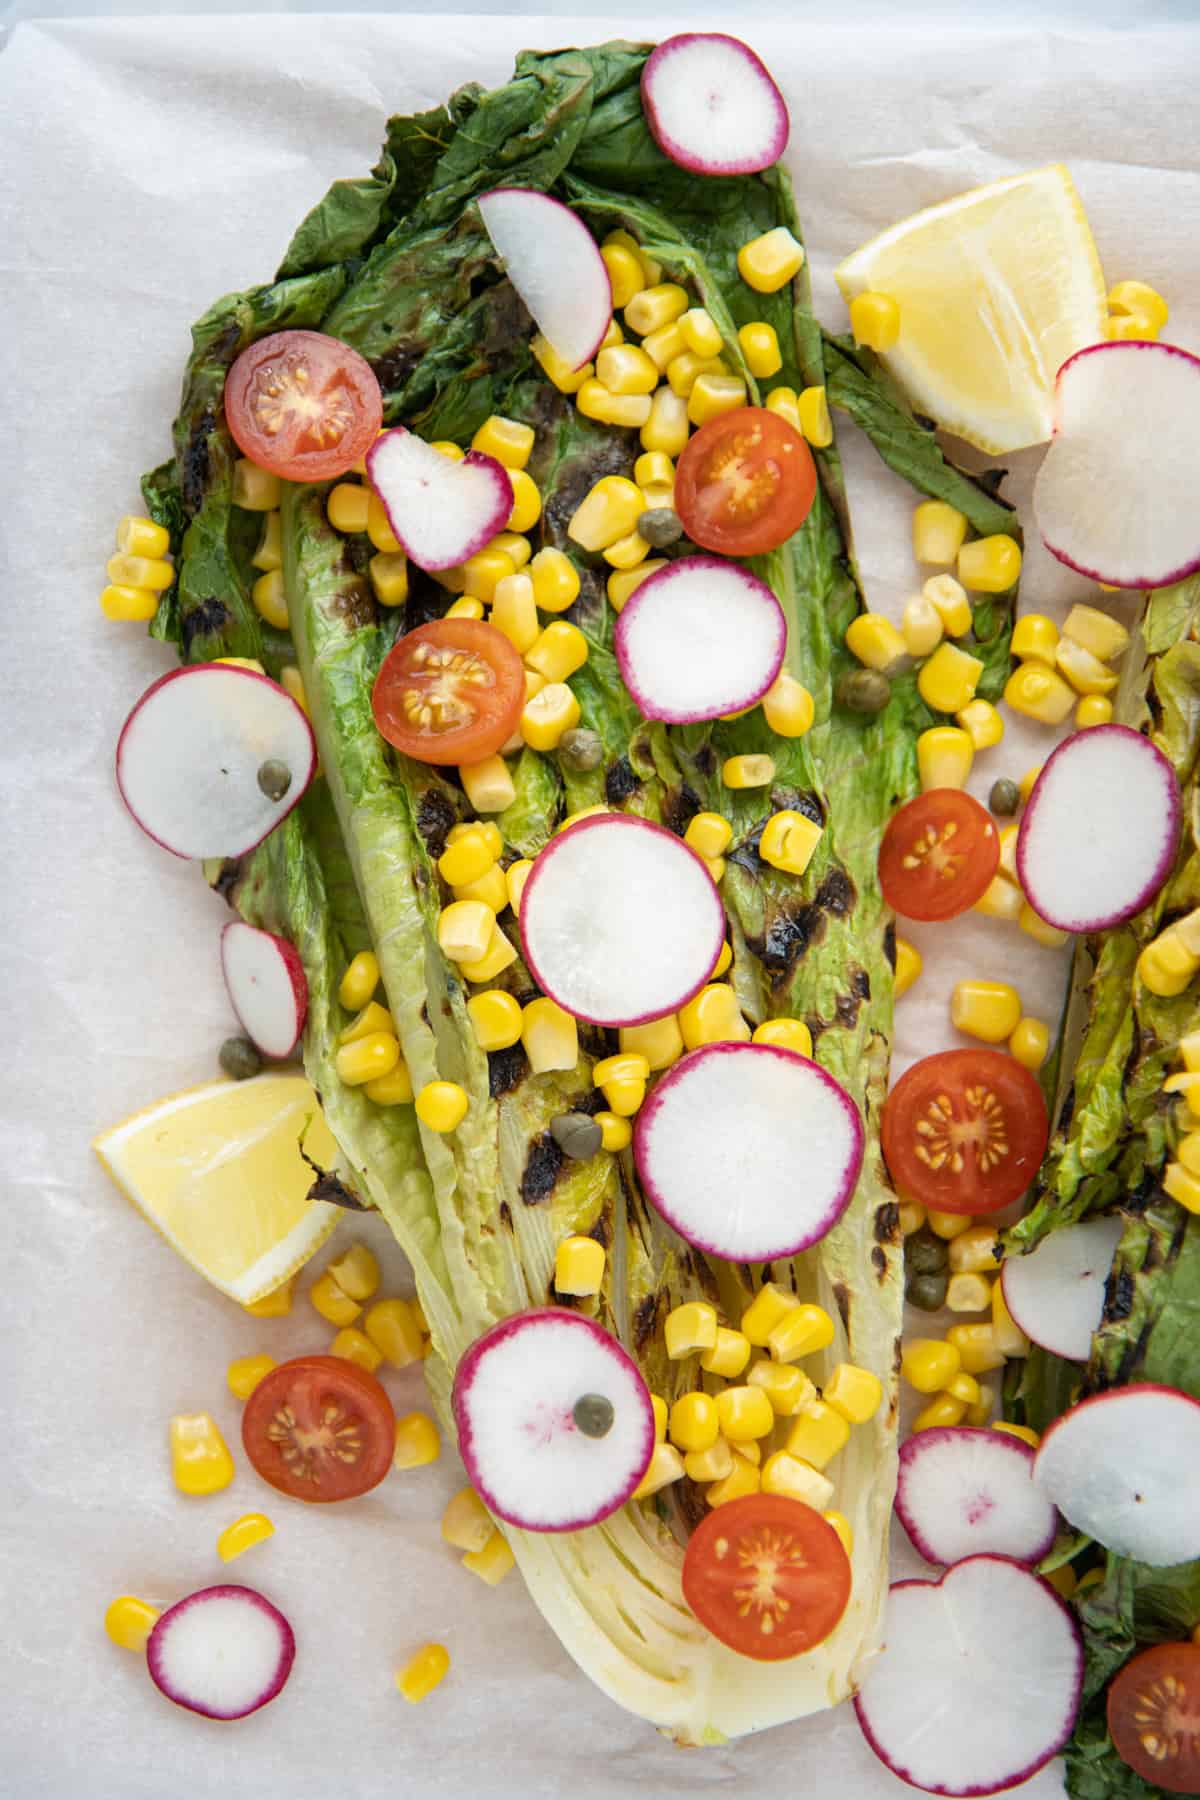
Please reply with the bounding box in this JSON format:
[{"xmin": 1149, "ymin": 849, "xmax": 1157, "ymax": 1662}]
[
  {"xmin": 94, "ymin": 1073, "xmax": 341, "ymax": 1302},
  {"xmin": 834, "ymin": 165, "xmax": 1107, "ymax": 453}
]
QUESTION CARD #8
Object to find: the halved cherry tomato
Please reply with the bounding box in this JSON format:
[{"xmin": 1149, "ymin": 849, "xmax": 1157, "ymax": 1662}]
[
  {"xmin": 224, "ymin": 329, "xmax": 382, "ymax": 482},
  {"xmin": 879, "ymin": 789, "xmax": 999, "ymax": 922},
  {"xmin": 241, "ymin": 1353, "xmax": 394, "ymax": 1502},
  {"xmin": 682, "ymin": 1494, "xmax": 851, "ymax": 1661},
  {"xmin": 1108, "ymin": 1642, "xmax": 1200, "ymax": 1795},
  {"xmin": 673, "ymin": 407, "xmax": 816, "ymax": 556},
  {"xmin": 372, "ymin": 618, "xmax": 525, "ymax": 765},
  {"xmin": 882, "ymin": 1048, "xmax": 1049, "ymax": 1215}
]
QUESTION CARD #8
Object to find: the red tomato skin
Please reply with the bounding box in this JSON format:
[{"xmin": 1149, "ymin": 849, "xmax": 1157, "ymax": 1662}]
[
  {"xmin": 682, "ymin": 1494, "xmax": 851, "ymax": 1661},
  {"xmin": 674, "ymin": 407, "xmax": 817, "ymax": 556},
  {"xmin": 1108, "ymin": 1643, "xmax": 1200, "ymax": 1795},
  {"xmin": 371, "ymin": 618, "xmax": 526, "ymax": 765},
  {"xmin": 224, "ymin": 329, "xmax": 382, "ymax": 483},
  {"xmin": 878, "ymin": 790, "xmax": 1000, "ymax": 922},
  {"xmin": 881, "ymin": 1048, "xmax": 1049, "ymax": 1215},
  {"xmin": 241, "ymin": 1354, "xmax": 395, "ymax": 1503}
]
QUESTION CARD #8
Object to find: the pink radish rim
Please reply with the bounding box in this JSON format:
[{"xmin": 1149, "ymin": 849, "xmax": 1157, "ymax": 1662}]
[
  {"xmin": 480, "ymin": 187, "xmax": 614, "ymax": 370},
  {"xmin": 853, "ymin": 1555, "xmax": 1083, "ymax": 1797},
  {"xmin": 633, "ymin": 1041, "xmax": 864, "ymax": 1259},
  {"xmin": 613, "ymin": 556, "xmax": 787, "ymax": 723},
  {"xmin": 451, "ymin": 1309, "xmax": 656, "ymax": 1533},
  {"xmin": 518, "ymin": 813, "xmax": 726, "ymax": 1027},
  {"xmin": 894, "ymin": 1427, "xmax": 1058, "ymax": 1567},
  {"xmin": 1035, "ymin": 1379, "xmax": 1200, "ymax": 1468},
  {"xmin": 365, "ymin": 429, "xmax": 514, "ymax": 572},
  {"xmin": 146, "ymin": 1584, "xmax": 295, "ymax": 1720},
  {"xmin": 640, "ymin": 34, "xmax": 789, "ymax": 176},
  {"xmin": 220, "ymin": 920, "xmax": 309, "ymax": 1058},
  {"xmin": 1016, "ymin": 724, "xmax": 1180, "ymax": 931},
  {"xmin": 997, "ymin": 1214, "xmax": 1124, "ymax": 1363},
  {"xmin": 115, "ymin": 664, "xmax": 317, "ymax": 862}
]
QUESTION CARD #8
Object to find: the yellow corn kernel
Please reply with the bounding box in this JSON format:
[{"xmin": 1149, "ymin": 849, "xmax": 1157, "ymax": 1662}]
[
  {"xmin": 274, "ymin": 668, "xmax": 309, "ymax": 727},
  {"xmin": 1075, "ymin": 694, "xmax": 1114, "ymax": 729},
  {"xmin": 1003, "ymin": 662, "xmax": 1076, "ymax": 726},
  {"xmin": 943, "ymin": 1322, "xmax": 1006, "ymax": 1377},
  {"xmin": 498, "ymin": 469, "xmax": 541, "ymax": 536},
  {"xmin": 917, "ymin": 642, "xmax": 983, "ymax": 713},
  {"xmin": 363, "ymin": 492, "xmax": 400, "ymax": 555},
  {"xmin": 966, "ymin": 1394, "xmax": 995, "ymax": 1426},
  {"xmin": 425, "ymin": 441, "xmax": 463, "ymax": 463},
  {"xmin": 899, "ymin": 1201, "xmax": 927, "ymax": 1236},
  {"xmin": 364, "ymin": 549, "xmax": 406, "ymax": 608},
  {"xmin": 1055, "ymin": 636, "xmax": 1119, "ymax": 698},
  {"xmin": 385, "ymin": 1410, "xmax": 442, "ymax": 1472},
  {"xmin": 339, "ymin": 1001, "xmax": 394, "ymax": 1046},
  {"xmin": 737, "ymin": 321, "xmax": 782, "ymax": 380},
  {"xmin": 338, "ymin": 951, "xmax": 379, "ymax": 1011},
  {"xmin": 459, "ymin": 547, "xmax": 515, "ymax": 605},
  {"xmin": 715, "ymin": 1385, "xmax": 776, "ymax": 1444},
  {"xmin": 169, "ymin": 1412, "xmax": 234, "ymax": 1496},
  {"xmin": 531, "ymin": 332, "xmax": 593, "ymax": 394},
  {"xmin": 594, "ymin": 343, "xmax": 658, "ymax": 397},
  {"xmin": 487, "ymin": 532, "xmax": 532, "ymax": 573},
  {"xmin": 460, "ymin": 756, "xmax": 517, "ymax": 815},
  {"xmin": 722, "ymin": 753, "xmax": 776, "ymax": 791},
  {"xmin": 664, "ymin": 1300, "xmax": 719, "ymax": 1359},
  {"xmin": 215, "ymin": 1511, "xmax": 275, "ymax": 1564},
  {"xmin": 105, "ymin": 1595, "xmax": 160, "ymax": 1652},
  {"xmin": 605, "ymin": 559, "xmax": 664, "ymax": 614},
  {"xmin": 1182, "ymin": 1031, "xmax": 1200, "ymax": 1072},
  {"xmin": 594, "ymin": 1110, "xmax": 634, "ymax": 1151},
  {"xmin": 522, "ymin": 997, "xmax": 579, "ymax": 1075},
  {"xmin": 894, "ymin": 938, "xmax": 922, "ymax": 999},
  {"xmin": 999, "ymin": 826, "xmax": 1021, "ymax": 880},
  {"xmin": 738, "ymin": 227, "xmax": 805, "ymax": 294},
  {"xmin": 397, "ymin": 1643, "xmax": 450, "ymax": 1704},
  {"xmin": 461, "ymin": 1527, "xmax": 515, "ymax": 1586},
  {"xmin": 635, "ymin": 391, "xmax": 687, "ymax": 463},
  {"xmin": 326, "ymin": 481, "xmax": 370, "ymax": 535},
  {"xmin": 679, "ymin": 307, "xmax": 721, "ymax": 358},
  {"xmin": 768, "ymin": 1303, "xmax": 836, "ymax": 1365},
  {"xmin": 1108, "ymin": 279, "xmax": 1169, "ymax": 332},
  {"xmin": 521, "ymin": 551, "xmax": 576, "ymax": 621},
  {"xmin": 227, "ymin": 456, "xmax": 280, "ymax": 511},
  {"xmin": 559, "ymin": 805, "xmax": 609, "ymax": 833},
  {"xmin": 923, "ymin": 573, "xmax": 973, "ymax": 639},
  {"xmin": 684, "ymin": 1438, "xmax": 735, "ymax": 1484},
  {"xmin": 912, "ymin": 500, "xmax": 968, "ymax": 566},
  {"xmin": 1177, "ymin": 1132, "xmax": 1200, "ymax": 1177},
  {"xmin": 633, "ymin": 1441, "xmax": 686, "ymax": 1500},
  {"xmin": 790, "ymin": 387, "xmax": 832, "ymax": 451},
  {"xmin": 948, "ymin": 1226, "xmax": 1001, "ymax": 1274},
  {"xmin": 698, "ymin": 854, "xmax": 726, "ymax": 885},
  {"xmin": 946, "ymin": 1272, "xmax": 993, "ymax": 1314},
  {"xmin": 1010, "ymin": 614, "xmax": 1059, "ymax": 665},
  {"xmin": 850, "ymin": 290, "xmax": 901, "ymax": 352},
  {"xmin": 958, "ymin": 535, "xmax": 1022, "ymax": 594},
  {"xmin": 1063, "ymin": 602, "xmax": 1129, "ymax": 664},
  {"xmin": 437, "ymin": 900, "xmax": 496, "ymax": 966},
  {"xmin": 664, "ymin": 350, "xmax": 724, "ymax": 398},
  {"xmin": 244, "ymin": 1279, "xmax": 293, "ymax": 1318},
  {"xmin": 992, "ymin": 1421, "xmax": 1040, "ymax": 1449},
  {"xmin": 599, "ymin": 1075, "xmax": 645, "ymax": 1118},
  {"xmin": 913, "ymin": 1393, "xmax": 968, "ymax": 1432},
  {"xmin": 471, "ymin": 415, "xmax": 535, "ymax": 471},
  {"xmin": 115, "ymin": 514, "xmax": 170, "ymax": 560},
  {"xmin": 246, "ymin": 568, "xmax": 287, "ymax": 630},
  {"xmin": 681, "ymin": 813, "xmax": 730, "ymax": 861},
  {"xmin": 1010, "ymin": 1016, "xmax": 1050, "ymax": 1072},
  {"xmin": 1165, "ymin": 1162, "xmax": 1200, "ymax": 1213},
  {"xmin": 525, "ymin": 621, "xmax": 588, "ymax": 685},
  {"xmin": 226, "ymin": 1353, "xmax": 276, "ymax": 1401},
  {"xmin": 1018, "ymin": 902, "xmax": 1070, "ymax": 950},
  {"xmin": 649, "ymin": 1395, "xmax": 669, "ymax": 1444},
  {"xmin": 364, "ymin": 1060, "xmax": 414, "ymax": 1106},
  {"xmin": 100, "ymin": 580, "xmax": 160, "ymax": 622},
  {"xmin": 669, "ymin": 1391, "xmax": 720, "ymax": 1455},
  {"xmin": 957, "ymin": 699, "xmax": 1005, "ymax": 752},
  {"xmin": 485, "ymin": 572, "xmax": 535, "ymax": 655},
  {"xmin": 615, "ymin": 1018, "xmax": 680, "ymax": 1077},
  {"xmin": 678, "ymin": 984, "xmax": 750, "ymax": 1051},
  {"xmin": 928, "ymin": 1209, "xmax": 974, "ymax": 1239},
  {"xmin": 753, "ymin": 1018, "xmax": 813, "ymax": 1058},
  {"xmin": 706, "ymin": 1457, "xmax": 762, "ymax": 1507},
  {"xmin": 362, "ymin": 1297, "xmax": 423, "ymax": 1369},
  {"xmin": 625, "ymin": 282, "xmax": 689, "ymax": 336},
  {"xmin": 415, "ymin": 1081, "xmax": 469, "ymax": 1133},
  {"xmin": 554, "ymin": 1235, "xmax": 606, "ymax": 1298},
  {"xmin": 918, "ymin": 726, "xmax": 975, "ymax": 792},
  {"xmin": 603, "ymin": 529, "xmax": 650, "ymax": 571},
  {"xmin": 600, "ymin": 243, "xmax": 645, "ymax": 309},
  {"xmin": 327, "ymin": 1242, "xmax": 381, "ymax": 1305},
  {"xmin": 466, "ymin": 989, "xmax": 522, "ymax": 1054},
  {"xmin": 437, "ymin": 827, "xmax": 495, "ymax": 889},
  {"xmin": 756, "ymin": 673, "xmax": 811, "ymax": 741},
  {"xmin": 106, "ymin": 551, "xmax": 175, "ymax": 594},
  {"xmin": 1138, "ymin": 935, "xmax": 1199, "ymax": 997},
  {"xmin": 310, "ymin": 1268, "xmax": 362, "ymax": 1328},
  {"xmin": 733, "ymin": 1438, "xmax": 763, "ymax": 1468},
  {"xmin": 637, "ymin": 322, "xmax": 685, "ymax": 376},
  {"xmin": 250, "ymin": 510, "xmax": 283, "ymax": 574},
  {"xmin": 687, "ymin": 372, "xmax": 748, "ymax": 427},
  {"xmin": 824, "ymin": 1362, "xmax": 883, "ymax": 1424},
  {"xmin": 742, "ymin": 1284, "xmax": 799, "ymax": 1347},
  {"xmin": 761, "ymin": 385, "xmax": 800, "ymax": 433},
  {"xmin": 901, "ymin": 1338, "xmax": 961, "ymax": 1394},
  {"xmin": 973, "ymin": 874, "xmax": 1024, "ymax": 922},
  {"xmin": 900, "ymin": 593, "xmax": 944, "ymax": 658},
  {"xmin": 700, "ymin": 1328, "xmax": 753, "ymax": 1380},
  {"xmin": 762, "ymin": 1451, "xmax": 836, "ymax": 1511},
  {"xmin": 950, "ymin": 979, "xmax": 1022, "ymax": 1044},
  {"xmin": 991, "ymin": 1281, "xmax": 1030, "ymax": 1355},
  {"xmin": 784, "ymin": 1399, "xmax": 851, "ymax": 1469},
  {"xmin": 335, "ymin": 1030, "xmax": 400, "ymax": 1089},
  {"xmin": 442, "ymin": 1485, "xmax": 493, "ymax": 1552},
  {"xmin": 760, "ymin": 810, "xmax": 824, "ymax": 877},
  {"xmin": 845, "ymin": 612, "xmax": 907, "ymax": 672},
  {"xmin": 747, "ymin": 1358, "xmax": 816, "ymax": 1416}
]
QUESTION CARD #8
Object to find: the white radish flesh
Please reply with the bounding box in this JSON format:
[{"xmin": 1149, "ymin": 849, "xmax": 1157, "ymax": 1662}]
[
  {"xmin": 1001, "ymin": 1215, "xmax": 1125, "ymax": 1362},
  {"xmin": 1017, "ymin": 725, "xmax": 1179, "ymax": 931},
  {"xmin": 146, "ymin": 1584, "xmax": 295, "ymax": 1720},
  {"xmin": 1034, "ymin": 1383, "xmax": 1200, "ymax": 1566},
  {"xmin": 366, "ymin": 429, "xmax": 513, "ymax": 571},
  {"xmin": 641, "ymin": 34, "xmax": 789, "ymax": 176},
  {"xmin": 1034, "ymin": 340, "xmax": 1200, "ymax": 588},
  {"xmin": 221, "ymin": 921, "xmax": 308, "ymax": 1059},
  {"xmin": 519, "ymin": 814, "xmax": 724, "ymax": 1026},
  {"xmin": 614, "ymin": 557, "xmax": 786, "ymax": 723},
  {"xmin": 478, "ymin": 188, "xmax": 612, "ymax": 371},
  {"xmin": 634, "ymin": 1043, "xmax": 863, "ymax": 1260},
  {"xmin": 895, "ymin": 1427, "xmax": 1058, "ymax": 1566},
  {"xmin": 855, "ymin": 1556, "xmax": 1082, "ymax": 1797},
  {"xmin": 452, "ymin": 1310, "xmax": 655, "ymax": 1532},
  {"xmin": 116, "ymin": 665, "xmax": 316, "ymax": 861}
]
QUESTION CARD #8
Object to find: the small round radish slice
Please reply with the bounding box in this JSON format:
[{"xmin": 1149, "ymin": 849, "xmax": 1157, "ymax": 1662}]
[
  {"xmin": 1001, "ymin": 1215, "xmax": 1125, "ymax": 1362},
  {"xmin": 221, "ymin": 921, "xmax": 308, "ymax": 1059},
  {"xmin": 1034, "ymin": 341, "xmax": 1200, "ymax": 588},
  {"xmin": 366, "ymin": 429, "xmax": 512, "ymax": 572},
  {"xmin": 895, "ymin": 1427, "xmax": 1058, "ymax": 1567},
  {"xmin": 614, "ymin": 557, "xmax": 786, "ymax": 723},
  {"xmin": 634, "ymin": 1043, "xmax": 862, "ymax": 1260},
  {"xmin": 1017, "ymin": 725, "xmax": 1180, "ymax": 932},
  {"xmin": 146, "ymin": 1584, "xmax": 295, "ymax": 1720},
  {"xmin": 855, "ymin": 1556, "xmax": 1082, "ymax": 1797},
  {"xmin": 116, "ymin": 665, "xmax": 316, "ymax": 861},
  {"xmin": 452, "ymin": 1309, "xmax": 655, "ymax": 1532},
  {"xmin": 641, "ymin": 34, "xmax": 789, "ymax": 176},
  {"xmin": 1033, "ymin": 1383, "xmax": 1200, "ymax": 1566},
  {"xmin": 478, "ymin": 188, "xmax": 612, "ymax": 371},
  {"xmin": 519, "ymin": 815, "xmax": 724, "ymax": 1027}
]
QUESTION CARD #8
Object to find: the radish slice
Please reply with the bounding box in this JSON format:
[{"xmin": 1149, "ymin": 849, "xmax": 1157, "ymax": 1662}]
[
  {"xmin": 614, "ymin": 557, "xmax": 786, "ymax": 723},
  {"xmin": 519, "ymin": 814, "xmax": 724, "ymax": 1027},
  {"xmin": 478, "ymin": 188, "xmax": 612, "ymax": 371},
  {"xmin": 1033, "ymin": 1383, "xmax": 1200, "ymax": 1566},
  {"xmin": 1016, "ymin": 725, "xmax": 1179, "ymax": 931},
  {"xmin": 855, "ymin": 1556, "xmax": 1082, "ymax": 1797},
  {"xmin": 452, "ymin": 1310, "xmax": 655, "ymax": 1532},
  {"xmin": 366, "ymin": 429, "xmax": 512, "ymax": 572},
  {"xmin": 221, "ymin": 921, "xmax": 308, "ymax": 1059},
  {"xmin": 641, "ymin": 34, "xmax": 789, "ymax": 176},
  {"xmin": 634, "ymin": 1043, "xmax": 863, "ymax": 1260},
  {"xmin": 116, "ymin": 665, "xmax": 316, "ymax": 861},
  {"xmin": 895, "ymin": 1427, "xmax": 1058, "ymax": 1567},
  {"xmin": 1001, "ymin": 1215, "xmax": 1125, "ymax": 1362},
  {"xmin": 146, "ymin": 1584, "xmax": 295, "ymax": 1720},
  {"xmin": 1034, "ymin": 341, "xmax": 1200, "ymax": 587}
]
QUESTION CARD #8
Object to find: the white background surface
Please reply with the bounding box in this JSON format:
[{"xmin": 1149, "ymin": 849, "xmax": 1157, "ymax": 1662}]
[{"xmin": 3, "ymin": 12, "xmax": 1199, "ymax": 1798}]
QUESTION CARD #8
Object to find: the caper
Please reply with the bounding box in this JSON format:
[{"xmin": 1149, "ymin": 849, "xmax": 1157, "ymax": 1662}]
[
  {"xmin": 572, "ymin": 1393, "xmax": 615, "ymax": 1438},
  {"xmin": 906, "ymin": 1224, "xmax": 949, "ymax": 1276},
  {"xmin": 219, "ymin": 1036, "xmax": 263, "ymax": 1081},
  {"xmin": 835, "ymin": 668, "xmax": 891, "ymax": 715},
  {"xmin": 989, "ymin": 777, "xmax": 1021, "ymax": 817},
  {"xmin": 257, "ymin": 758, "xmax": 292, "ymax": 803},
  {"xmin": 638, "ymin": 507, "xmax": 683, "ymax": 549},
  {"xmin": 558, "ymin": 728, "xmax": 604, "ymax": 772},
  {"xmin": 549, "ymin": 1111, "xmax": 603, "ymax": 1161},
  {"xmin": 906, "ymin": 1268, "xmax": 949, "ymax": 1312}
]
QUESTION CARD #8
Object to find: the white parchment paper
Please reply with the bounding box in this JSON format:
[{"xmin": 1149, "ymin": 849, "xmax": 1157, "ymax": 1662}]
[{"xmin": 3, "ymin": 13, "xmax": 1200, "ymax": 1797}]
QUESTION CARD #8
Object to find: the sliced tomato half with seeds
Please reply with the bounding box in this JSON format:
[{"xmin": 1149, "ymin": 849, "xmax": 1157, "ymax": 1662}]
[
  {"xmin": 372, "ymin": 617, "xmax": 526, "ymax": 765},
  {"xmin": 682, "ymin": 1494, "xmax": 851, "ymax": 1661},
  {"xmin": 673, "ymin": 407, "xmax": 816, "ymax": 556},
  {"xmin": 882, "ymin": 1048, "xmax": 1049, "ymax": 1215},
  {"xmin": 224, "ymin": 329, "xmax": 383, "ymax": 482},
  {"xmin": 878, "ymin": 789, "xmax": 999, "ymax": 922},
  {"xmin": 1108, "ymin": 1642, "xmax": 1200, "ymax": 1795},
  {"xmin": 241, "ymin": 1354, "xmax": 395, "ymax": 1502}
]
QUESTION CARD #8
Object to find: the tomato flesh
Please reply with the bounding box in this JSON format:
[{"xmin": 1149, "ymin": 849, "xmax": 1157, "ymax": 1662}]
[
  {"xmin": 241, "ymin": 1354, "xmax": 394, "ymax": 1502},
  {"xmin": 224, "ymin": 329, "xmax": 382, "ymax": 482},
  {"xmin": 682, "ymin": 1494, "xmax": 851, "ymax": 1661},
  {"xmin": 1109, "ymin": 1643, "xmax": 1200, "ymax": 1795},
  {"xmin": 879, "ymin": 789, "xmax": 999, "ymax": 922},
  {"xmin": 372, "ymin": 618, "xmax": 526, "ymax": 765},
  {"xmin": 882, "ymin": 1048, "xmax": 1049, "ymax": 1215},
  {"xmin": 673, "ymin": 407, "xmax": 816, "ymax": 556}
]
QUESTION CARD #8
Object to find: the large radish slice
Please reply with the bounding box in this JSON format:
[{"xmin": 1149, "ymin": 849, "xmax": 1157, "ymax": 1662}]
[
  {"xmin": 895, "ymin": 1427, "xmax": 1058, "ymax": 1567},
  {"xmin": 1001, "ymin": 1214, "xmax": 1125, "ymax": 1362},
  {"xmin": 146, "ymin": 1585, "xmax": 295, "ymax": 1720},
  {"xmin": 634, "ymin": 1043, "xmax": 863, "ymax": 1260},
  {"xmin": 452, "ymin": 1310, "xmax": 655, "ymax": 1532},
  {"xmin": 1034, "ymin": 341, "xmax": 1200, "ymax": 587},
  {"xmin": 366, "ymin": 429, "xmax": 513, "ymax": 571},
  {"xmin": 478, "ymin": 188, "xmax": 612, "ymax": 371},
  {"xmin": 116, "ymin": 665, "xmax": 316, "ymax": 861},
  {"xmin": 1033, "ymin": 1383, "xmax": 1200, "ymax": 1566},
  {"xmin": 641, "ymin": 34, "xmax": 789, "ymax": 176},
  {"xmin": 1017, "ymin": 726, "xmax": 1179, "ymax": 931},
  {"xmin": 221, "ymin": 921, "xmax": 308, "ymax": 1059},
  {"xmin": 519, "ymin": 814, "xmax": 724, "ymax": 1027},
  {"xmin": 614, "ymin": 557, "xmax": 786, "ymax": 723},
  {"xmin": 855, "ymin": 1556, "xmax": 1082, "ymax": 1796}
]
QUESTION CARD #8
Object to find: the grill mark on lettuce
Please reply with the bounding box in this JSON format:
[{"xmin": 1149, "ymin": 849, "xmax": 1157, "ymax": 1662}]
[
  {"xmin": 181, "ymin": 410, "xmax": 217, "ymax": 516},
  {"xmin": 1103, "ymin": 1264, "xmax": 1135, "ymax": 1323},
  {"xmin": 522, "ymin": 1130, "xmax": 565, "ymax": 1202},
  {"xmin": 415, "ymin": 788, "xmax": 458, "ymax": 858},
  {"xmin": 488, "ymin": 1043, "xmax": 529, "ymax": 1097},
  {"xmin": 181, "ymin": 595, "xmax": 232, "ymax": 656},
  {"xmin": 605, "ymin": 755, "xmax": 638, "ymax": 804},
  {"xmin": 633, "ymin": 1291, "xmax": 662, "ymax": 1354},
  {"xmin": 874, "ymin": 1201, "xmax": 900, "ymax": 1246}
]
